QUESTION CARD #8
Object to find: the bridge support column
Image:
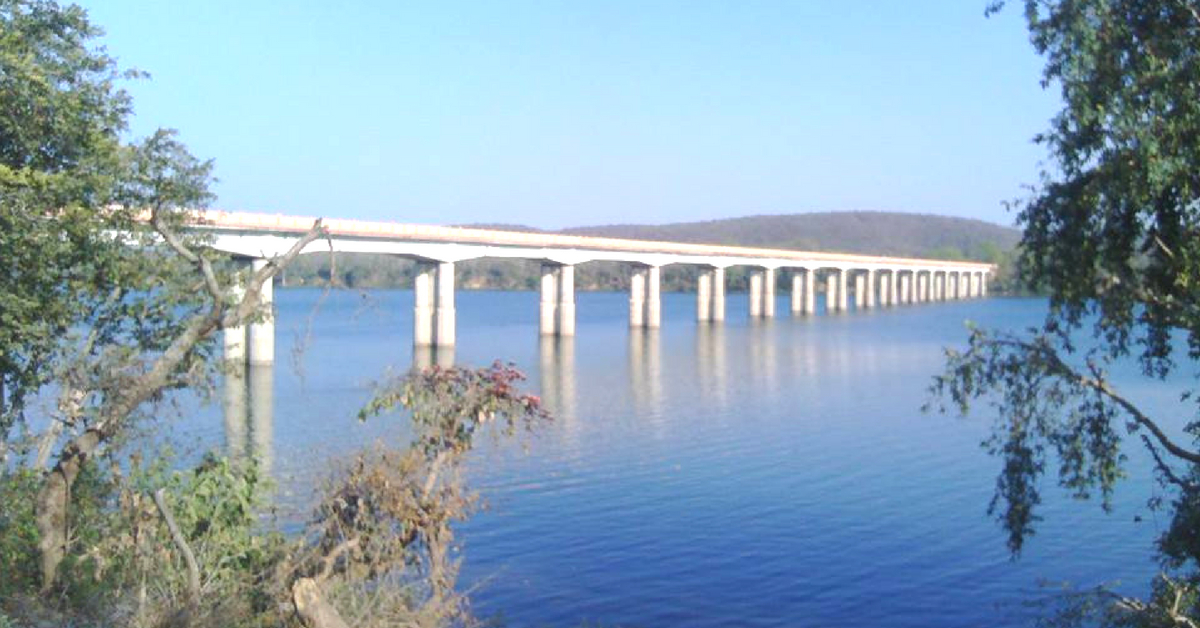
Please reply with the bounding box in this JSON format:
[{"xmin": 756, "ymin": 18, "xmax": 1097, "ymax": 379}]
[
  {"xmin": 558, "ymin": 264, "xmax": 576, "ymax": 336},
  {"xmin": 823, "ymin": 270, "xmax": 836, "ymax": 313},
  {"xmin": 646, "ymin": 266, "xmax": 661, "ymax": 328},
  {"xmin": 223, "ymin": 277, "xmax": 247, "ymax": 363},
  {"xmin": 837, "ymin": 268, "xmax": 848, "ymax": 311},
  {"xmin": 630, "ymin": 267, "xmax": 646, "ymax": 328},
  {"xmin": 853, "ymin": 271, "xmax": 866, "ymax": 310},
  {"xmin": 247, "ymin": 258, "xmax": 275, "ymax": 364},
  {"xmin": 697, "ymin": 269, "xmax": 712, "ymax": 322},
  {"xmin": 540, "ymin": 264, "xmax": 558, "ymax": 336},
  {"xmin": 711, "ymin": 267, "xmax": 726, "ymax": 321},
  {"xmin": 802, "ymin": 269, "xmax": 815, "ymax": 314},
  {"xmin": 981, "ymin": 272, "xmax": 989, "ymax": 297},
  {"xmin": 864, "ymin": 269, "xmax": 876, "ymax": 308},
  {"xmin": 413, "ymin": 261, "xmax": 435, "ymax": 346},
  {"xmin": 790, "ymin": 271, "xmax": 807, "ymax": 315},
  {"xmin": 763, "ymin": 268, "xmax": 776, "ymax": 317},
  {"xmin": 748, "ymin": 269, "xmax": 764, "ymax": 317},
  {"xmin": 435, "ymin": 261, "xmax": 456, "ymax": 346},
  {"xmin": 878, "ymin": 272, "xmax": 890, "ymax": 307}
]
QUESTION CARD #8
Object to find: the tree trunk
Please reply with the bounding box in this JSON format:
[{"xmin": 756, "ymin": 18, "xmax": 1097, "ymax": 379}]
[
  {"xmin": 293, "ymin": 577, "xmax": 352, "ymax": 628},
  {"xmin": 35, "ymin": 432, "xmax": 97, "ymax": 591}
]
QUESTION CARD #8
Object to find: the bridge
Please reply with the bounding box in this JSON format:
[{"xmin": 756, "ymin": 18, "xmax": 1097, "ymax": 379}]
[{"xmin": 195, "ymin": 210, "xmax": 996, "ymax": 365}]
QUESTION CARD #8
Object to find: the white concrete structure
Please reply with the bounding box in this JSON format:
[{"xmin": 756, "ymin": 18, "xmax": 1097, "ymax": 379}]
[{"xmin": 189, "ymin": 211, "xmax": 995, "ymax": 362}]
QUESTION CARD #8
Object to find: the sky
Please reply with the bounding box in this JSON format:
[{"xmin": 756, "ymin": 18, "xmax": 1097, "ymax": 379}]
[{"xmin": 78, "ymin": 1, "xmax": 1059, "ymax": 229}]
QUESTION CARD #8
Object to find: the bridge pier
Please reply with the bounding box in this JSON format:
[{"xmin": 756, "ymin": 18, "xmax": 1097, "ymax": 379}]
[
  {"xmin": 540, "ymin": 263, "xmax": 576, "ymax": 336},
  {"xmin": 413, "ymin": 260, "xmax": 455, "ymax": 346},
  {"xmin": 790, "ymin": 271, "xmax": 810, "ymax": 316},
  {"xmin": 413, "ymin": 261, "xmax": 436, "ymax": 346},
  {"xmin": 749, "ymin": 269, "xmax": 764, "ymax": 317},
  {"xmin": 630, "ymin": 265, "xmax": 661, "ymax": 328},
  {"xmin": 558, "ymin": 264, "xmax": 576, "ymax": 336},
  {"xmin": 697, "ymin": 269, "xmax": 712, "ymax": 322},
  {"xmin": 435, "ymin": 262, "xmax": 455, "ymax": 346},
  {"xmin": 223, "ymin": 277, "xmax": 247, "ymax": 363},
  {"xmin": 853, "ymin": 271, "xmax": 866, "ymax": 310},
  {"xmin": 248, "ymin": 258, "xmax": 275, "ymax": 364},
  {"xmin": 763, "ymin": 268, "xmax": 775, "ymax": 317},
  {"xmin": 540, "ymin": 264, "xmax": 558, "ymax": 336},
  {"xmin": 864, "ymin": 269, "xmax": 876, "ymax": 308},
  {"xmin": 711, "ymin": 267, "xmax": 726, "ymax": 321}
]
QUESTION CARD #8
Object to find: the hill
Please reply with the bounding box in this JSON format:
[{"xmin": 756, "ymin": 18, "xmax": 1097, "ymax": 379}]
[{"xmin": 559, "ymin": 211, "xmax": 1019, "ymax": 260}]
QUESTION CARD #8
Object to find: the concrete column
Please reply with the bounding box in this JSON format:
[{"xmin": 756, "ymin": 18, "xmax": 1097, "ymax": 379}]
[
  {"xmin": 629, "ymin": 266, "xmax": 646, "ymax": 328},
  {"xmin": 824, "ymin": 270, "xmax": 837, "ymax": 313},
  {"xmin": 981, "ymin": 272, "xmax": 989, "ymax": 297},
  {"xmin": 748, "ymin": 269, "xmax": 764, "ymax": 318},
  {"xmin": 247, "ymin": 259, "xmax": 275, "ymax": 364},
  {"xmin": 802, "ymin": 269, "xmax": 815, "ymax": 314},
  {"xmin": 435, "ymin": 261, "xmax": 456, "ymax": 346},
  {"xmin": 763, "ymin": 268, "xmax": 776, "ymax": 318},
  {"xmin": 558, "ymin": 265, "xmax": 576, "ymax": 336},
  {"xmin": 837, "ymin": 268, "xmax": 849, "ymax": 311},
  {"xmin": 916, "ymin": 272, "xmax": 926, "ymax": 303},
  {"xmin": 878, "ymin": 272, "xmax": 890, "ymax": 306},
  {"xmin": 413, "ymin": 261, "xmax": 435, "ymax": 346},
  {"xmin": 646, "ymin": 266, "xmax": 662, "ymax": 328},
  {"xmin": 890, "ymin": 270, "xmax": 900, "ymax": 305},
  {"xmin": 223, "ymin": 275, "xmax": 247, "ymax": 363},
  {"xmin": 898, "ymin": 272, "xmax": 910, "ymax": 305},
  {"xmin": 790, "ymin": 272, "xmax": 802, "ymax": 315},
  {"xmin": 697, "ymin": 269, "xmax": 712, "ymax": 322},
  {"xmin": 865, "ymin": 269, "xmax": 876, "ymax": 308},
  {"xmin": 852, "ymin": 271, "xmax": 864, "ymax": 309},
  {"xmin": 540, "ymin": 264, "xmax": 558, "ymax": 336},
  {"xmin": 712, "ymin": 267, "xmax": 726, "ymax": 321}
]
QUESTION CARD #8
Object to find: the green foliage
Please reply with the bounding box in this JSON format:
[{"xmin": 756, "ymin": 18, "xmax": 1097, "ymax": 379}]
[
  {"xmin": 934, "ymin": 1, "xmax": 1200, "ymax": 625},
  {"xmin": 0, "ymin": 469, "xmax": 41, "ymax": 595},
  {"xmin": 0, "ymin": 0, "xmax": 220, "ymax": 446}
]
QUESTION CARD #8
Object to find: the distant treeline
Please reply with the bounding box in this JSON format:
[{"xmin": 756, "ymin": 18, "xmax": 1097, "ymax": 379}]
[{"xmin": 281, "ymin": 211, "xmax": 1025, "ymax": 293}]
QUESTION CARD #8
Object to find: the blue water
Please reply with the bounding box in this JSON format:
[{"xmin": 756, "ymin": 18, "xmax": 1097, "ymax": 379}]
[{"xmin": 191, "ymin": 289, "xmax": 1180, "ymax": 627}]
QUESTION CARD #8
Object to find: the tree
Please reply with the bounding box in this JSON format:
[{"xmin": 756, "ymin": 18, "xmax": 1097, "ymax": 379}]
[
  {"xmin": 0, "ymin": 0, "xmax": 325, "ymax": 592},
  {"xmin": 930, "ymin": 1, "xmax": 1200, "ymax": 623}
]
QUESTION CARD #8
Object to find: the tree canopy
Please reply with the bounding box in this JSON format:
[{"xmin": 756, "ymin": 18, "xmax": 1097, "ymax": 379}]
[{"xmin": 934, "ymin": 1, "xmax": 1200, "ymax": 624}]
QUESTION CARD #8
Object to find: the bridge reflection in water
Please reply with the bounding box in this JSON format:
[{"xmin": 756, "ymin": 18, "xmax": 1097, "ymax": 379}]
[{"xmin": 221, "ymin": 364, "xmax": 274, "ymax": 473}]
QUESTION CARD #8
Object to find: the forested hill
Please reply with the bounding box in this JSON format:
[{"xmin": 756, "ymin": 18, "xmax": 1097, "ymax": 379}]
[
  {"xmin": 554, "ymin": 211, "xmax": 1019, "ymax": 260},
  {"xmin": 284, "ymin": 211, "xmax": 1021, "ymax": 291}
]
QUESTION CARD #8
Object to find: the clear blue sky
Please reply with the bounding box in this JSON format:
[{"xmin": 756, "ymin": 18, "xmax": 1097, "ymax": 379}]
[{"xmin": 79, "ymin": 1, "xmax": 1058, "ymax": 229}]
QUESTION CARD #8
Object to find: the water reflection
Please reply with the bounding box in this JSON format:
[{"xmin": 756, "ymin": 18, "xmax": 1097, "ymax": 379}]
[
  {"xmin": 695, "ymin": 324, "xmax": 729, "ymax": 410},
  {"xmin": 538, "ymin": 337, "xmax": 577, "ymax": 424},
  {"xmin": 628, "ymin": 330, "xmax": 663, "ymax": 418},
  {"xmin": 222, "ymin": 364, "xmax": 275, "ymax": 473},
  {"xmin": 413, "ymin": 345, "xmax": 456, "ymax": 369}
]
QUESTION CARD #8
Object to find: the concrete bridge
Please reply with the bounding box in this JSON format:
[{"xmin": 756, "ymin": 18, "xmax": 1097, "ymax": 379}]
[{"xmin": 197, "ymin": 211, "xmax": 995, "ymax": 365}]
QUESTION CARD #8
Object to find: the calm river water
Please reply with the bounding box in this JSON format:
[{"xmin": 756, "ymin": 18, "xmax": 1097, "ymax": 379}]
[{"xmin": 184, "ymin": 289, "xmax": 1177, "ymax": 627}]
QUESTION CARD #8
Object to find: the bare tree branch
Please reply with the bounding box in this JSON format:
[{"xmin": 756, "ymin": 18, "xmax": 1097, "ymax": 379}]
[
  {"xmin": 153, "ymin": 488, "xmax": 201, "ymax": 609},
  {"xmin": 993, "ymin": 337, "xmax": 1200, "ymax": 465}
]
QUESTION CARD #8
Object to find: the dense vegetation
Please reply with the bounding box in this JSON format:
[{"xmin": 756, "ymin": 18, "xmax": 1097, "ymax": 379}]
[
  {"xmin": 0, "ymin": 2, "xmax": 546, "ymax": 627},
  {"xmin": 283, "ymin": 211, "xmax": 1022, "ymax": 293},
  {"xmin": 930, "ymin": 1, "xmax": 1200, "ymax": 625}
]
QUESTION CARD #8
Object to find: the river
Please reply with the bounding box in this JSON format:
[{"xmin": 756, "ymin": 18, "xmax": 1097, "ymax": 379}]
[{"xmin": 187, "ymin": 288, "xmax": 1173, "ymax": 627}]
